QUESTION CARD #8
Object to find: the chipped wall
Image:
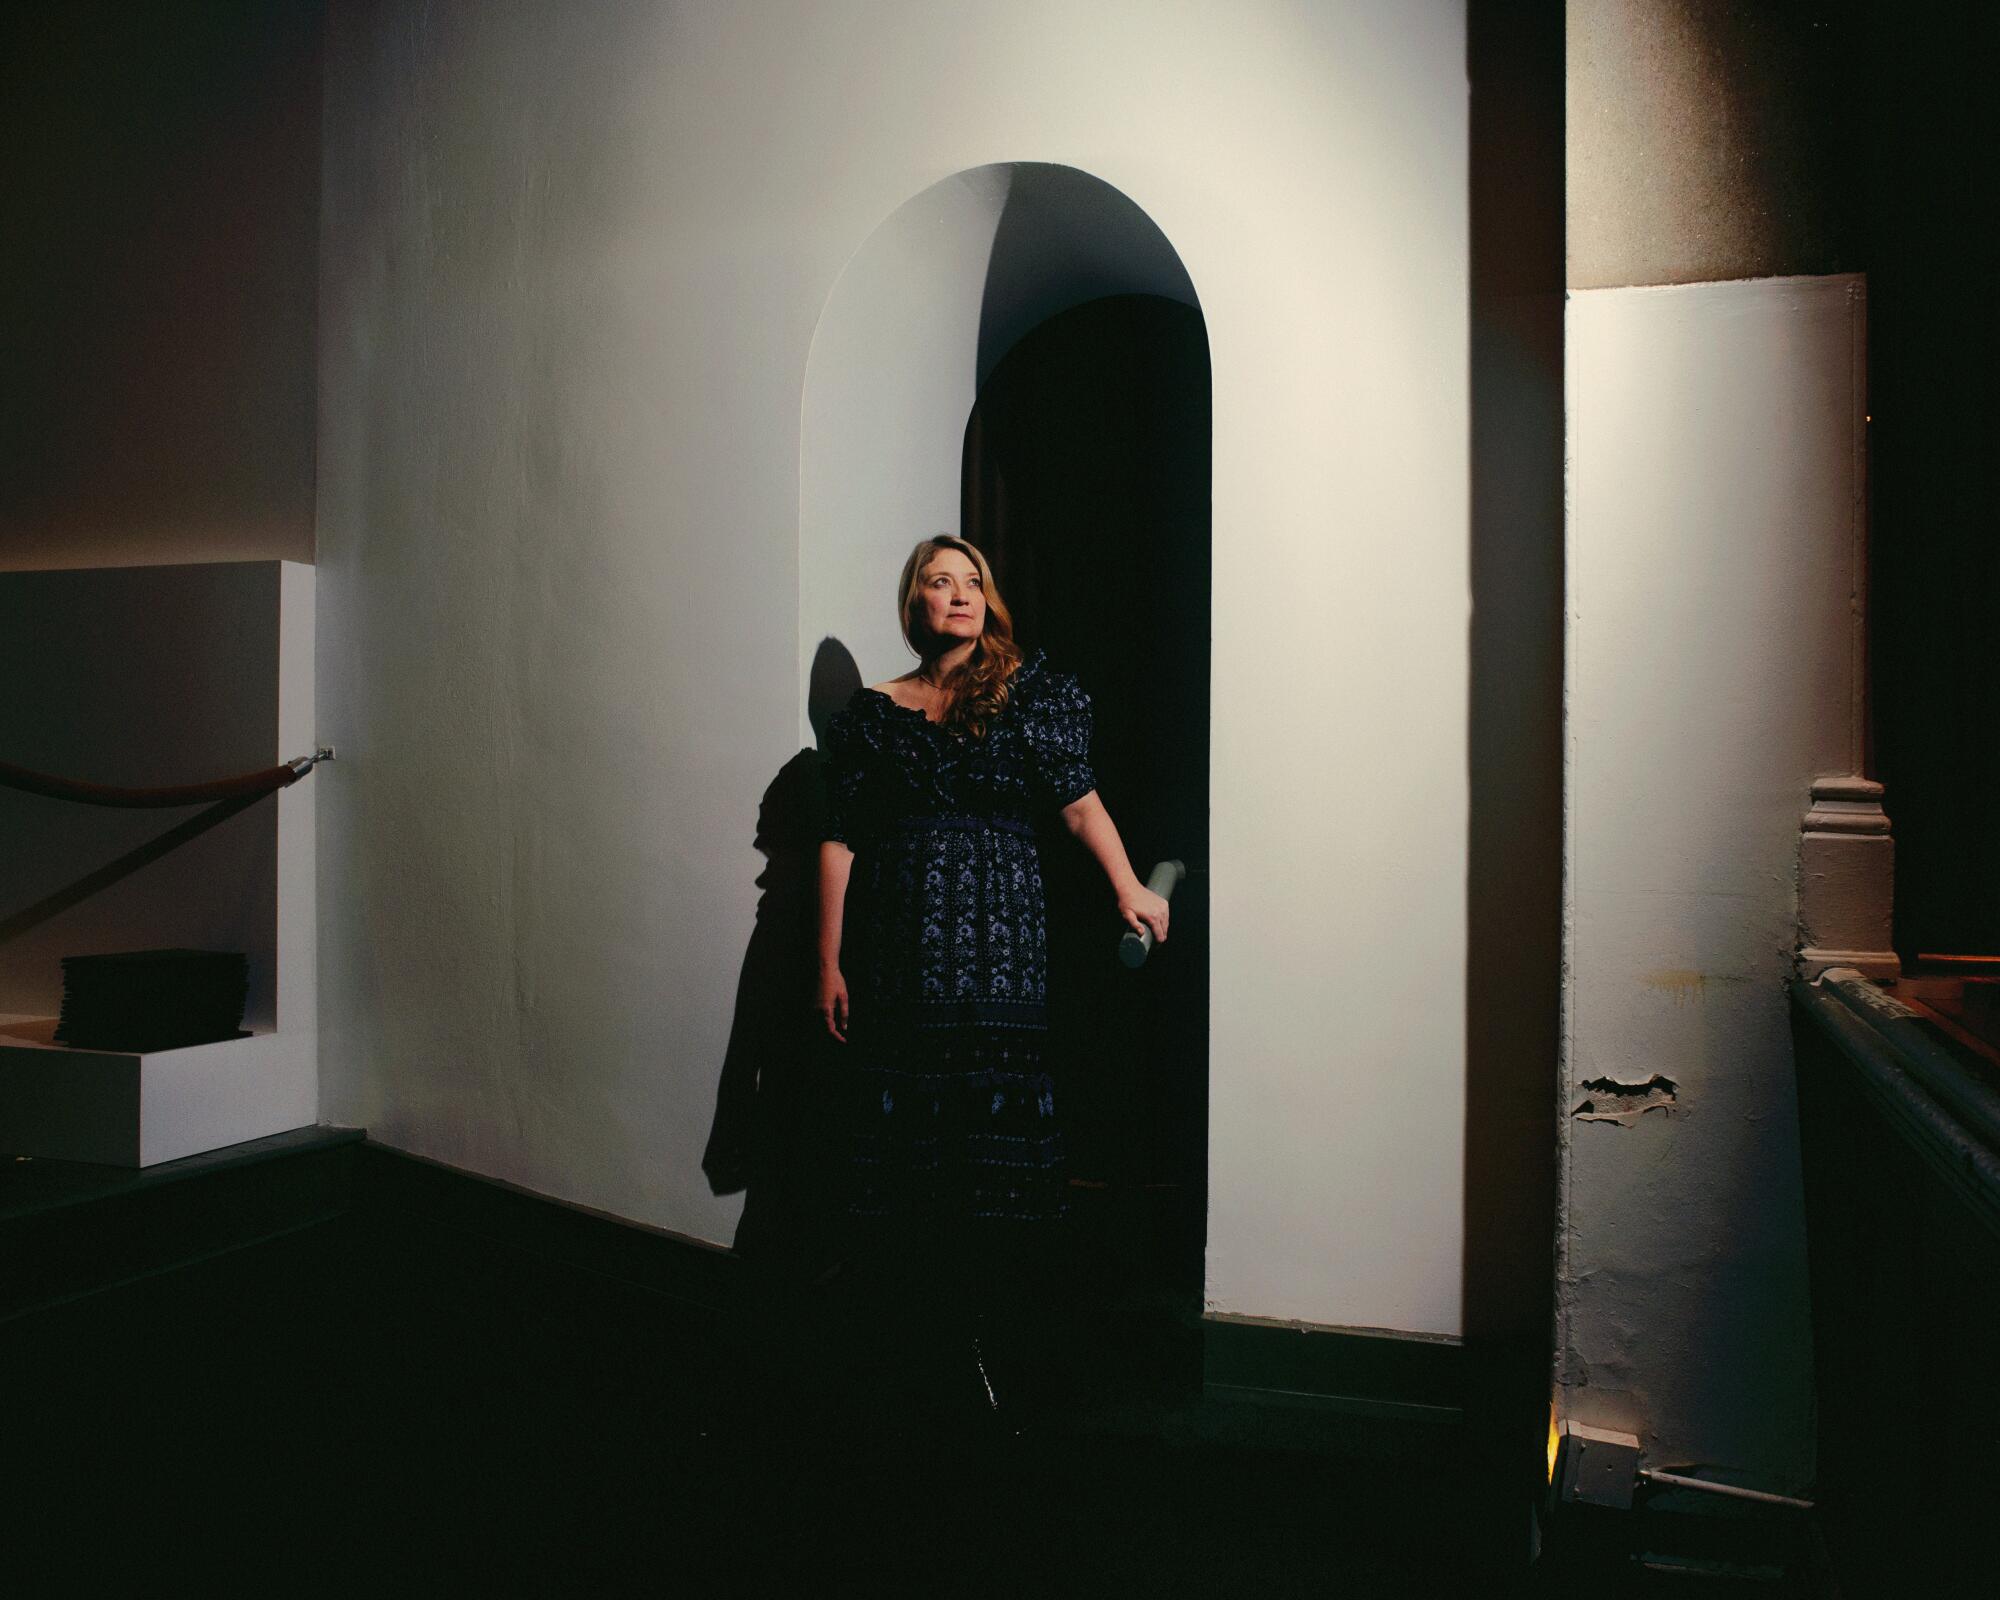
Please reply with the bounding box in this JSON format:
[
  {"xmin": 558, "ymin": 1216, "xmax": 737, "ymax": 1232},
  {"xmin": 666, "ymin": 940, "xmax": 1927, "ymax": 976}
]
[
  {"xmin": 1561, "ymin": 0, "xmax": 1868, "ymax": 1495},
  {"xmin": 1561, "ymin": 273, "xmax": 1866, "ymax": 1491}
]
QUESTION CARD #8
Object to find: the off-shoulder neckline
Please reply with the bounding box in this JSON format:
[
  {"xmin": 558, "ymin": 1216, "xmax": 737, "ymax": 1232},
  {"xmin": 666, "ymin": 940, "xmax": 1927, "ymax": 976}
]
[
  {"xmin": 855, "ymin": 649, "xmax": 1051, "ymax": 726},
  {"xmin": 858, "ymin": 686, "xmax": 946, "ymax": 727}
]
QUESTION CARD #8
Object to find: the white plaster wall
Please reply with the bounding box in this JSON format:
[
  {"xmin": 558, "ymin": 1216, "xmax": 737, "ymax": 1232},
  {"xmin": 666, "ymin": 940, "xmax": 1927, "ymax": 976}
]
[
  {"xmin": 1562, "ymin": 274, "xmax": 1865, "ymax": 1489},
  {"xmin": 319, "ymin": 0, "xmax": 1468, "ymax": 1334}
]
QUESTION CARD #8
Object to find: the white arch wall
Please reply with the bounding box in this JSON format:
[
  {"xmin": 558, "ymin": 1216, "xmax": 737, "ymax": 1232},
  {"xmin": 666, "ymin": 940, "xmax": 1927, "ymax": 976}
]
[{"xmin": 320, "ymin": 0, "xmax": 1468, "ymax": 1336}]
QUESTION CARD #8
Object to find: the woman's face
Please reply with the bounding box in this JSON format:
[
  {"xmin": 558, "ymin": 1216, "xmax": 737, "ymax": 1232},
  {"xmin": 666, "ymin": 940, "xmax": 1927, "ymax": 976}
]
[{"xmin": 915, "ymin": 549, "xmax": 986, "ymax": 646}]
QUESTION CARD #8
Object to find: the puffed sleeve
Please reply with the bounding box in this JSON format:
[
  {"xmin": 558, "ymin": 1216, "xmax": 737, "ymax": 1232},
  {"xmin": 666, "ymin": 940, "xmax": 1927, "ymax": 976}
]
[
  {"xmin": 822, "ymin": 704, "xmax": 868, "ymax": 846},
  {"xmin": 1020, "ymin": 667, "xmax": 1097, "ymax": 810}
]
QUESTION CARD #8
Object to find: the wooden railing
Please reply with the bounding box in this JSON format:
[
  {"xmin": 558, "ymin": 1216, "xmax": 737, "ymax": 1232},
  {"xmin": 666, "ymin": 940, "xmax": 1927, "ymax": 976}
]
[{"xmin": 1790, "ymin": 971, "xmax": 2000, "ymax": 1593}]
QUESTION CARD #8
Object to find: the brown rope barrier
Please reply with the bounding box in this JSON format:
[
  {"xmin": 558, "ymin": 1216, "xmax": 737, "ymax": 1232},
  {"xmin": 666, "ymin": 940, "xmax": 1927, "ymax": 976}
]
[{"xmin": 0, "ymin": 749, "xmax": 333, "ymax": 809}]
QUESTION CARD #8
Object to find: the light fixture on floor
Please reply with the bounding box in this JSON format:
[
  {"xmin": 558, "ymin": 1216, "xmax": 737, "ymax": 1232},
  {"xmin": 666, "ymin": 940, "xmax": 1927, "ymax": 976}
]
[
  {"xmin": 1552, "ymin": 1420, "xmax": 1817, "ymax": 1514},
  {"xmin": 1554, "ymin": 1420, "xmax": 1642, "ymax": 1509}
]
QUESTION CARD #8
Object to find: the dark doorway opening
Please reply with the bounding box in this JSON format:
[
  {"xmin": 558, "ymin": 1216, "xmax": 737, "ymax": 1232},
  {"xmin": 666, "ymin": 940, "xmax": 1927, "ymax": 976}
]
[{"xmin": 961, "ymin": 292, "xmax": 1211, "ymax": 1320}]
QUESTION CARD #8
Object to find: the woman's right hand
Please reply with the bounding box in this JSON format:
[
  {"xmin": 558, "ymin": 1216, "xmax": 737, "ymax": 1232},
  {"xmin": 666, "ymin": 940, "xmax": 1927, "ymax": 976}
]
[{"xmin": 816, "ymin": 965, "xmax": 849, "ymax": 1043}]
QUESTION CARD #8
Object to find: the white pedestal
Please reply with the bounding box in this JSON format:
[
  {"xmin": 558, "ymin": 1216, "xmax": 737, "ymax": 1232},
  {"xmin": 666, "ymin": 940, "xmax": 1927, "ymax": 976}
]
[{"xmin": 0, "ymin": 1017, "xmax": 316, "ymax": 1167}]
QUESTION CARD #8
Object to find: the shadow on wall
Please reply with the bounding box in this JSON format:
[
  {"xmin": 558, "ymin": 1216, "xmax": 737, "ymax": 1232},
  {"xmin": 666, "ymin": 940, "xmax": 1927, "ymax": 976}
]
[
  {"xmin": 0, "ymin": 793, "xmax": 263, "ymax": 951},
  {"xmin": 701, "ymin": 637, "xmax": 859, "ymax": 1271},
  {"xmin": 974, "ymin": 165, "xmax": 1196, "ymax": 389}
]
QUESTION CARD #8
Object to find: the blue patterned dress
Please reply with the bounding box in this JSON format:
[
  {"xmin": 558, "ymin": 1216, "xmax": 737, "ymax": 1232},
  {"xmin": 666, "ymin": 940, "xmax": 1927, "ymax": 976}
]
[{"xmin": 822, "ymin": 649, "xmax": 1095, "ymax": 1228}]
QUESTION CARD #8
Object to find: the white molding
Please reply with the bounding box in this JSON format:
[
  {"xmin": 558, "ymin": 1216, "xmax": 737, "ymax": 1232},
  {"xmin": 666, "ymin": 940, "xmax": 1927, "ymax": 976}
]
[{"xmin": 1797, "ymin": 778, "xmax": 1898, "ymax": 985}]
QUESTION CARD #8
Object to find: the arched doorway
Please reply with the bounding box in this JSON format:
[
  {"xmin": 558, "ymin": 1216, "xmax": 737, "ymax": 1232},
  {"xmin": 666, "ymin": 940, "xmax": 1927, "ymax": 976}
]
[
  {"xmin": 799, "ymin": 164, "xmax": 1210, "ymax": 1356},
  {"xmin": 799, "ymin": 163, "xmax": 1200, "ymax": 737}
]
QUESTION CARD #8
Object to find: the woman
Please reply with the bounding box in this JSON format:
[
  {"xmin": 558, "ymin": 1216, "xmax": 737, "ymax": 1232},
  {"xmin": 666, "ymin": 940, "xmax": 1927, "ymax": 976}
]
[{"xmin": 815, "ymin": 536, "xmax": 1169, "ymax": 1412}]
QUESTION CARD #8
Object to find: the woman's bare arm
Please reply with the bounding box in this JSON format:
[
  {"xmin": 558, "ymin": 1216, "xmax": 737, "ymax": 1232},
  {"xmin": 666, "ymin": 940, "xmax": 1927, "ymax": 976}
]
[
  {"xmin": 816, "ymin": 840, "xmax": 854, "ymax": 1041},
  {"xmin": 1059, "ymin": 790, "xmax": 1168, "ymax": 944}
]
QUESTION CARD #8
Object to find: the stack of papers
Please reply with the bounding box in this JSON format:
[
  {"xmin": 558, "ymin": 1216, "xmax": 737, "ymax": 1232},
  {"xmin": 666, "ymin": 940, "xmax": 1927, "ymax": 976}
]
[{"xmin": 54, "ymin": 949, "xmax": 250, "ymax": 1053}]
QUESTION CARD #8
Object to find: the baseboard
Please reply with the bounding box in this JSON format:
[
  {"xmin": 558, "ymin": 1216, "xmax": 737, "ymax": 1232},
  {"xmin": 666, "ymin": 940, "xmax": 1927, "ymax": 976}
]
[{"xmin": 1201, "ymin": 1311, "xmax": 1465, "ymax": 1423}]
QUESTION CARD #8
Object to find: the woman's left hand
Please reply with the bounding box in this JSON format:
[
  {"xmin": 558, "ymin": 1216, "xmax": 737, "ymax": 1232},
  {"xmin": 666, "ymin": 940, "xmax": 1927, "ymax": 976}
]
[{"xmin": 1118, "ymin": 883, "xmax": 1170, "ymax": 945}]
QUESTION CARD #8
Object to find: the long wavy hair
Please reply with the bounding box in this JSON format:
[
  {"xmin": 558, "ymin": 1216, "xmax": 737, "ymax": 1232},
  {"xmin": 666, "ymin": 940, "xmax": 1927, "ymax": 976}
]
[{"xmin": 897, "ymin": 535, "xmax": 1024, "ymax": 737}]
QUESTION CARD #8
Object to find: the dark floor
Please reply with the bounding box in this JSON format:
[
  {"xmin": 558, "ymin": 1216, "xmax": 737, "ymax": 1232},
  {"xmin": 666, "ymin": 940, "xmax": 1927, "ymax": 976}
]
[{"xmin": 1, "ymin": 1203, "xmax": 1836, "ymax": 1598}]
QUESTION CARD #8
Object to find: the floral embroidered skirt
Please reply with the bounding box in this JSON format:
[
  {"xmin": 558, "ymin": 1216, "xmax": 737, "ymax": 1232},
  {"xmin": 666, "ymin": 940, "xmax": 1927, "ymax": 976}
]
[{"xmin": 841, "ymin": 815, "xmax": 1069, "ymax": 1228}]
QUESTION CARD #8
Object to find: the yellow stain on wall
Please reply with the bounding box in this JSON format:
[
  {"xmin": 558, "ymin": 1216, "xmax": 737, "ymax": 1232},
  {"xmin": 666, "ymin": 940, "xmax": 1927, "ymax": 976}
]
[{"xmin": 1643, "ymin": 969, "xmax": 1708, "ymax": 1004}]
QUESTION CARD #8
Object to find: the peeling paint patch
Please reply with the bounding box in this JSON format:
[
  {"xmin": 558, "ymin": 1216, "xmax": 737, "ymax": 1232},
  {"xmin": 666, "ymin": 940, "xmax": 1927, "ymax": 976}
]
[{"xmin": 1572, "ymin": 1074, "xmax": 1679, "ymax": 1125}]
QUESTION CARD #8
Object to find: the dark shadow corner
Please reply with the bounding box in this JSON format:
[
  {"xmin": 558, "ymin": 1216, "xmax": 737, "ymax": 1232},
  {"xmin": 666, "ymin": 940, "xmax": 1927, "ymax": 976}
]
[{"xmin": 1463, "ymin": 0, "xmax": 1566, "ymax": 1568}]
